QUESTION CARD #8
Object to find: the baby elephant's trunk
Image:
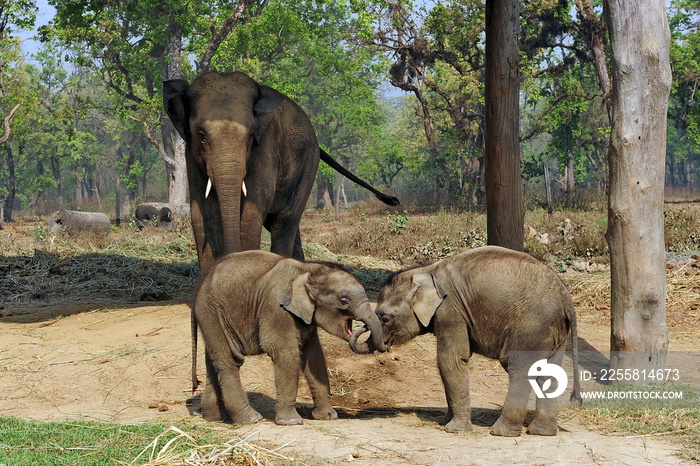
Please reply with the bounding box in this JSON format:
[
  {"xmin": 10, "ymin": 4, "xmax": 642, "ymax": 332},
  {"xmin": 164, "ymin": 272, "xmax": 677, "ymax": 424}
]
[
  {"xmin": 349, "ymin": 325, "xmax": 383, "ymax": 354},
  {"xmin": 352, "ymin": 305, "xmax": 387, "ymax": 353}
]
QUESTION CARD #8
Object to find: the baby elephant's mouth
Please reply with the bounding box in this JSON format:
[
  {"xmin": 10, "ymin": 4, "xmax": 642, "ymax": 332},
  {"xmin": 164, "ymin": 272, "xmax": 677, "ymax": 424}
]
[{"xmin": 346, "ymin": 319, "xmax": 353, "ymax": 337}]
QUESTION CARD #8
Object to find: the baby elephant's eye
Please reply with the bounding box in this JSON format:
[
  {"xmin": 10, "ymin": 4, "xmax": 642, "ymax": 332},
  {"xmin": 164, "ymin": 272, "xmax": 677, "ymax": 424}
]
[{"xmin": 339, "ymin": 297, "xmax": 350, "ymax": 306}]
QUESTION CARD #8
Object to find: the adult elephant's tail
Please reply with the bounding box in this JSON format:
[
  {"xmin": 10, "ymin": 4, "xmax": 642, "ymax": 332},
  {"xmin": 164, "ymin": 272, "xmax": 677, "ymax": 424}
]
[{"xmin": 320, "ymin": 149, "xmax": 400, "ymax": 206}]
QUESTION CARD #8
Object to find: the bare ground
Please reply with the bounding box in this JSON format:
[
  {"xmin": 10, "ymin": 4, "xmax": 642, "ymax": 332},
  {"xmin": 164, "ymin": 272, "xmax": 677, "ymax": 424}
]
[{"xmin": 1, "ymin": 301, "xmax": 696, "ymax": 465}]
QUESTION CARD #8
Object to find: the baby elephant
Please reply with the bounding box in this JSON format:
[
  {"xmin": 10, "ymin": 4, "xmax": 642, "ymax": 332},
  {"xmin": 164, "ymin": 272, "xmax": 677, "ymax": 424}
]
[
  {"xmin": 192, "ymin": 250, "xmax": 386, "ymax": 426},
  {"xmin": 350, "ymin": 246, "xmax": 581, "ymax": 437}
]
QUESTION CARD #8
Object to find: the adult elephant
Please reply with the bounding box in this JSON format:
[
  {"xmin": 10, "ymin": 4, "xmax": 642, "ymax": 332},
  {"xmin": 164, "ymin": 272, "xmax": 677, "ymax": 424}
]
[{"xmin": 164, "ymin": 71, "xmax": 399, "ymax": 273}]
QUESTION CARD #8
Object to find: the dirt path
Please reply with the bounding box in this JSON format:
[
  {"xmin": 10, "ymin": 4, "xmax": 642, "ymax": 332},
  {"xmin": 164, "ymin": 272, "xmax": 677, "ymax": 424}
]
[{"xmin": 0, "ymin": 303, "xmax": 694, "ymax": 465}]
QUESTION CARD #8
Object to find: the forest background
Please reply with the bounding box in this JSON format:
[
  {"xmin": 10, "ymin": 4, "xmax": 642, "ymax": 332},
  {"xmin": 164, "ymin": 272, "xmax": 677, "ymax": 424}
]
[{"xmin": 1, "ymin": 0, "xmax": 699, "ymax": 222}]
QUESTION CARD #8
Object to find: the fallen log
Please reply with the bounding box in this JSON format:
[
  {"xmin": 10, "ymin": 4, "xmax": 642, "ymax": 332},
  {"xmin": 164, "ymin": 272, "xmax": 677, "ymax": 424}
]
[
  {"xmin": 135, "ymin": 202, "xmax": 190, "ymax": 230},
  {"xmin": 48, "ymin": 209, "xmax": 111, "ymax": 235}
]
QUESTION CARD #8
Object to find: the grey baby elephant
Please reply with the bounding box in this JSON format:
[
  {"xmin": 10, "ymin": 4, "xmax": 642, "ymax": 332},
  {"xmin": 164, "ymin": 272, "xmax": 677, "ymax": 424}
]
[
  {"xmin": 350, "ymin": 245, "xmax": 581, "ymax": 436},
  {"xmin": 192, "ymin": 250, "xmax": 386, "ymax": 426}
]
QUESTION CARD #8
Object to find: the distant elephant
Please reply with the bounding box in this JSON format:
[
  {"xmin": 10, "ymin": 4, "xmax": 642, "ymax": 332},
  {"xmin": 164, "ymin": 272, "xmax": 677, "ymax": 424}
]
[
  {"xmin": 163, "ymin": 71, "xmax": 399, "ymax": 273},
  {"xmin": 191, "ymin": 250, "xmax": 386, "ymax": 425},
  {"xmin": 350, "ymin": 246, "xmax": 581, "ymax": 437}
]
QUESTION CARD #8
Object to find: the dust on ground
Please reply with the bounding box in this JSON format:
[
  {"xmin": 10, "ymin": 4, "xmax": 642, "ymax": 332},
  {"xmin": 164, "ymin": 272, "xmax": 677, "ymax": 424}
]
[{"xmin": 1, "ymin": 301, "xmax": 696, "ymax": 465}]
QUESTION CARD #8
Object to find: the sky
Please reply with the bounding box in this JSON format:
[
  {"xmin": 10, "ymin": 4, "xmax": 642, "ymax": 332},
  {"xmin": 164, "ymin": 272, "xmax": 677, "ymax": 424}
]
[{"xmin": 17, "ymin": 0, "xmax": 55, "ymax": 62}]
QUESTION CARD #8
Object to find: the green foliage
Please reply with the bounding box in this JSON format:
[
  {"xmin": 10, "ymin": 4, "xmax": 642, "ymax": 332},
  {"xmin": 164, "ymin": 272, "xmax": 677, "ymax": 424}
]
[
  {"xmin": 391, "ymin": 210, "xmax": 410, "ymax": 234},
  {"xmin": 1, "ymin": 0, "xmax": 700, "ymax": 218}
]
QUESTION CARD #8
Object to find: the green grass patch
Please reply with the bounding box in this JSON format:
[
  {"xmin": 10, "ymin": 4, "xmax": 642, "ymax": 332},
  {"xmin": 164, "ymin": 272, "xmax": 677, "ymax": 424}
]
[{"xmin": 0, "ymin": 418, "xmax": 294, "ymax": 465}]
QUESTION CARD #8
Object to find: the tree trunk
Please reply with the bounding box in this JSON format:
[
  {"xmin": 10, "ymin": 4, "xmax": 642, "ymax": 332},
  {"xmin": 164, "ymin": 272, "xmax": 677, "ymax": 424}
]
[
  {"xmin": 604, "ymin": 0, "xmax": 671, "ymax": 372},
  {"xmin": 315, "ymin": 176, "xmax": 334, "ymax": 210},
  {"xmin": 485, "ymin": 0, "xmax": 524, "ymax": 251},
  {"xmin": 161, "ymin": 19, "xmax": 189, "ymax": 209},
  {"xmin": 543, "ymin": 159, "xmax": 553, "ymax": 216},
  {"xmin": 577, "ymin": 0, "xmax": 613, "ymax": 122},
  {"xmin": 115, "ymin": 173, "xmax": 122, "ymax": 226},
  {"xmin": 3, "ymin": 140, "xmax": 15, "ymax": 223}
]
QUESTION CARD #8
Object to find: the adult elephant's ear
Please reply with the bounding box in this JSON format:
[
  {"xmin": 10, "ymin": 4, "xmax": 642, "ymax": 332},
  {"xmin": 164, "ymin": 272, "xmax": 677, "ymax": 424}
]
[
  {"xmin": 253, "ymin": 85, "xmax": 285, "ymax": 143},
  {"xmin": 411, "ymin": 273, "xmax": 447, "ymax": 328},
  {"xmin": 163, "ymin": 79, "xmax": 190, "ymax": 140},
  {"xmin": 281, "ymin": 272, "xmax": 315, "ymax": 325}
]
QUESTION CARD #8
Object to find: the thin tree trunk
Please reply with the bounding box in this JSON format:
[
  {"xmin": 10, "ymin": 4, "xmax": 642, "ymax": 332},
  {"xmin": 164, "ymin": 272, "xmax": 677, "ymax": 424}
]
[
  {"xmin": 604, "ymin": 0, "xmax": 671, "ymax": 372},
  {"xmin": 334, "ymin": 173, "xmax": 342, "ymax": 221},
  {"xmin": 3, "ymin": 140, "xmax": 15, "ymax": 223},
  {"xmin": 577, "ymin": 0, "xmax": 613, "ymax": 122},
  {"xmin": 115, "ymin": 173, "xmax": 121, "ymax": 226},
  {"xmin": 543, "ymin": 159, "xmax": 553, "ymax": 216},
  {"xmin": 485, "ymin": 0, "xmax": 524, "ymax": 251}
]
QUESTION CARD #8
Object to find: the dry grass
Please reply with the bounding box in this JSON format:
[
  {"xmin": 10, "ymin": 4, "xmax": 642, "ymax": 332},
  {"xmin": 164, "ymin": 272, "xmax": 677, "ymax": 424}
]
[{"xmin": 126, "ymin": 426, "xmax": 295, "ymax": 466}]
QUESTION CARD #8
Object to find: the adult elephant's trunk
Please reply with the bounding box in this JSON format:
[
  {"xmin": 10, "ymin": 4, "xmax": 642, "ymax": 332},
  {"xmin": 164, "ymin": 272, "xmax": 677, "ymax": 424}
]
[
  {"xmin": 350, "ymin": 304, "xmax": 387, "ymax": 353},
  {"xmin": 209, "ymin": 149, "xmax": 246, "ymax": 256}
]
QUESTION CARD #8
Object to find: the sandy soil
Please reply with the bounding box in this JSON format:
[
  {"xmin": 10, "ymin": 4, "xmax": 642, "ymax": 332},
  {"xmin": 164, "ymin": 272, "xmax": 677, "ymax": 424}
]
[{"xmin": 0, "ymin": 301, "xmax": 695, "ymax": 465}]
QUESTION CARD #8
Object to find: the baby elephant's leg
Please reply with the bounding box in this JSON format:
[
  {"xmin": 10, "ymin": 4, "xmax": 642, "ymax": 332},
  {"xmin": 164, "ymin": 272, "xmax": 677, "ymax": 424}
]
[
  {"xmin": 271, "ymin": 345, "xmax": 304, "ymax": 425},
  {"xmin": 198, "ymin": 312, "xmax": 262, "ymax": 424},
  {"xmin": 301, "ymin": 328, "xmax": 338, "ymax": 421},
  {"xmin": 490, "ymin": 370, "xmax": 529, "ymax": 437},
  {"xmin": 437, "ymin": 328, "xmax": 473, "ymax": 432},
  {"xmin": 527, "ymin": 352, "xmax": 564, "ymax": 436}
]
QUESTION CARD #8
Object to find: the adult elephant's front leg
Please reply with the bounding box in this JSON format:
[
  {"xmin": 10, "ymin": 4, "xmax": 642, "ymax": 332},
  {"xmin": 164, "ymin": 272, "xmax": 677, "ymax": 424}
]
[
  {"xmin": 436, "ymin": 324, "xmax": 473, "ymax": 432},
  {"xmin": 240, "ymin": 200, "xmax": 264, "ymax": 252},
  {"xmin": 267, "ymin": 213, "xmax": 304, "ymax": 260},
  {"xmin": 301, "ymin": 328, "xmax": 337, "ymax": 420}
]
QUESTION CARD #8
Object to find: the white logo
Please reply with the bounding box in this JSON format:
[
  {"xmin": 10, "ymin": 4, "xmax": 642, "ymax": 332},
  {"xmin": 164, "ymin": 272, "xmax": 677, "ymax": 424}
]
[{"xmin": 528, "ymin": 359, "xmax": 568, "ymax": 399}]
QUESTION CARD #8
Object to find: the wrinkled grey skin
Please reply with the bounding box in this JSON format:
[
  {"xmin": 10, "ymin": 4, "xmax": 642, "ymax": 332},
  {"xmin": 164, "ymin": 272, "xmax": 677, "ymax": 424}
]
[
  {"xmin": 350, "ymin": 246, "xmax": 581, "ymax": 437},
  {"xmin": 164, "ymin": 71, "xmax": 398, "ymax": 275},
  {"xmin": 192, "ymin": 250, "xmax": 386, "ymax": 426}
]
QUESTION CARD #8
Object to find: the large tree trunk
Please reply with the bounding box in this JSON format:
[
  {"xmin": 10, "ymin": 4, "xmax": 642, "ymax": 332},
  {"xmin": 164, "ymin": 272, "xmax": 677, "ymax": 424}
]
[
  {"xmin": 161, "ymin": 20, "xmax": 189, "ymax": 209},
  {"xmin": 484, "ymin": 0, "xmax": 524, "ymax": 251},
  {"xmin": 604, "ymin": 0, "xmax": 671, "ymax": 372}
]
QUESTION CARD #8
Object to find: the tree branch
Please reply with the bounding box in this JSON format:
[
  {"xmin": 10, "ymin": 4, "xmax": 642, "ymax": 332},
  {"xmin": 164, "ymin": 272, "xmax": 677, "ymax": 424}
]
[{"xmin": 0, "ymin": 104, "xmax": 20, "ymax": 144}]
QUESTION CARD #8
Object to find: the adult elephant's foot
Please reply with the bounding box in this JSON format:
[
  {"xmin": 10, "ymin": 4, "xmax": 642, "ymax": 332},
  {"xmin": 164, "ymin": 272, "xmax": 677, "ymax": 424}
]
[
  {"xmin": 275, "ymin": 408, "xmax": 303, "ymax": 426},
  {"xmin": 526, "ymin": 418, "xmax": 558, "ymax": 436},
  {"xmin": 444, "ymin": 417, "xmax": 473, "ymax": 433},
  {"xmin": 312, "ymin": 405, "xmax": 338, "ymax": 421},
  {"xmin": 489, "ymin": 416, "xmax": 522, "ymax": 437},
  {"xmin": 231, "ymin": 406, "xmax": 263, "ymax": 425}
]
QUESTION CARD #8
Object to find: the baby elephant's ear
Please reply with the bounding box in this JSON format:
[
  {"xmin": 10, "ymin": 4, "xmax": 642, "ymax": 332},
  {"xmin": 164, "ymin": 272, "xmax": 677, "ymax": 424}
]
[
  {"xmin": 280, "ymin": 272, "xmax": 315, "ymax": 325},
  {"xmin": 411, "ymin": 272, "xmax": 447, "ymax": 327}
]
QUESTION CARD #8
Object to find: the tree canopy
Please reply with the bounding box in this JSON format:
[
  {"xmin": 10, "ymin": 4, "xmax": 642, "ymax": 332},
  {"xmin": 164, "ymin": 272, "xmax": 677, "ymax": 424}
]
[{"xmin": 0, "ymin": 0, "xmax": 697, "ymax": 220}]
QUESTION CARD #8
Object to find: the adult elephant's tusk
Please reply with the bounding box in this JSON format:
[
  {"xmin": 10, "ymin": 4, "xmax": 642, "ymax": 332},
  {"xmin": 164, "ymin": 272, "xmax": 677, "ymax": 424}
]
[
  {"xmin": 205, "ymin": 178, "xmax": 212, "ymax": 198},
  {"xmin": 242, "ymin": 181, "xmax": 247, "ymax": 197}
]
